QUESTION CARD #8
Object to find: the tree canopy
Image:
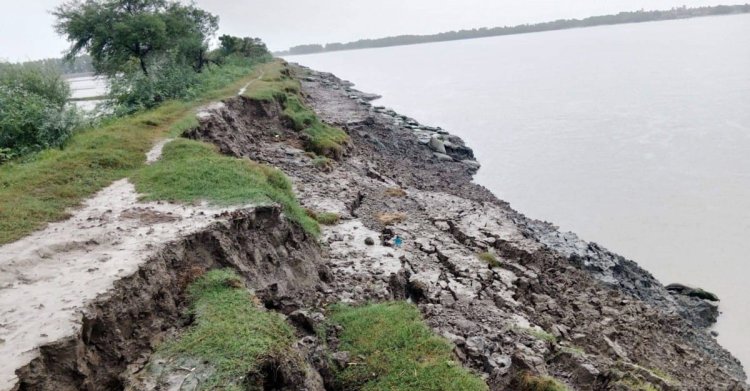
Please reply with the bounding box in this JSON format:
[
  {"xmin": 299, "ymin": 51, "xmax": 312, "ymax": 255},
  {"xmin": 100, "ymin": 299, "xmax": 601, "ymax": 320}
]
[{"xmin": 54, "ymin": 0, "xmax": 218, "ymax": 76}]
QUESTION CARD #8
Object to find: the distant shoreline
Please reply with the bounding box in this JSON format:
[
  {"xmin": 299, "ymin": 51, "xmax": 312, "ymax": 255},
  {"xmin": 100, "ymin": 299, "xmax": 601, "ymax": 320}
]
[{"xmin": 276, "ymin": 4, "xmax": 750, "ymax": 56}]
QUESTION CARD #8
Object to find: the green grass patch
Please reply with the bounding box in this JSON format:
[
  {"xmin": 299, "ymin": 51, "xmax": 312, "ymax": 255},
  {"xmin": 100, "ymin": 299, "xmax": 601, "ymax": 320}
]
[
  {"xmin": 0, "ymin": 60, "xmax": 273, "ymax": 244},
  {"xmin": 518, "ymin": 372, "xmax": 569, "ymax": 391},
  {"xmin": 477, "ymin": 252, "xmax": 500, "ymax": 268},
  {"xmin": 132, "ymin": 139, "xmax": 319, "ymax": 236},
  {"xmin": 160, "ymin": 269, "xmax": 296, "ymax": 390},
  {"xmin": 330, "ymin": 302, "xmax": 488, "ymax": 391}
]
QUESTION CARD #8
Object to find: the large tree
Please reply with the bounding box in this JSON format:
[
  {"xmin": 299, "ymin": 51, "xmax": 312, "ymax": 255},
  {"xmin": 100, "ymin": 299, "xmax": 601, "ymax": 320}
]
[{"xmin": 54, "ymin": 0, "xmax": 218, "ymax": 76}]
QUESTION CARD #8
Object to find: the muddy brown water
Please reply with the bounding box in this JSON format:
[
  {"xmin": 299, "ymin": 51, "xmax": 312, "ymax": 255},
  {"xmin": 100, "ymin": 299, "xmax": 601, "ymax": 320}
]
[{"xmin": 285, "ymin": 14, "xmax": 750, "ymax": 368}]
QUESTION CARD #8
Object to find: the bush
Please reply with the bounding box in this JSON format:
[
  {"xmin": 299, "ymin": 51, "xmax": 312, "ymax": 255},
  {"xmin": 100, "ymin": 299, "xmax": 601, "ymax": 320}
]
[
  {"xmin": 108, "ymin": 61, "xmax": 199, "ymax": 114},
  {"xmin": 0, "ymin": 65, "xmax": 80, "ymax": 159}
]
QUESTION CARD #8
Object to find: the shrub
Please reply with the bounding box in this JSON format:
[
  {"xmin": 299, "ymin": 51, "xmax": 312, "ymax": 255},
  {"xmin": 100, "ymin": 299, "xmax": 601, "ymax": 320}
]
[{"xmin": 0, "ymin": 64, "xmax": 80, "ymax": 159}]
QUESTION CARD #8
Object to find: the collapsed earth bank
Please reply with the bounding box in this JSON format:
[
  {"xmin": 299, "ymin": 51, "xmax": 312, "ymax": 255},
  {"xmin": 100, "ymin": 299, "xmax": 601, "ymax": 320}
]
[{"xmin": 12, "ymin": 61, "xmax": 747, "ymax": 390}]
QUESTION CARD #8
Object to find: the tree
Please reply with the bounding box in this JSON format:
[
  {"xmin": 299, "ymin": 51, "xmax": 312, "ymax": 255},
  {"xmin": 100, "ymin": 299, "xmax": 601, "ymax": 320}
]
[{"xmin": 53, "ymin": 0, "xmax": 218, "ymax": 76}]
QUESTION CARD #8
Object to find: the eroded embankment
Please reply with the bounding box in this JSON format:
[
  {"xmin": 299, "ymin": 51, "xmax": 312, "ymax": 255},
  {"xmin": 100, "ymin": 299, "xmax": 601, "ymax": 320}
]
[
  {"xmin": 177, "ymin": 62, "xmax": 747, "ymax": 390},
  {"xmin": 12, "ymin": 206, "xmax": 323, "ymax": 390},
  {"xmin": 7, "ymin": 60, "xmax": 748, "ymax": 391}
]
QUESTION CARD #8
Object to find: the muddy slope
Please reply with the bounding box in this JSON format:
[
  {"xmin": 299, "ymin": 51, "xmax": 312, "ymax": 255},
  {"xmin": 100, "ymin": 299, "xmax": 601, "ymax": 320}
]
[
  {"xmin": 12, "ymin": 207, "xmax": 324, "ymax": 390},
  {"xmin": 183, "ymin": 63, "xmax": 746, "ymax": 390}
]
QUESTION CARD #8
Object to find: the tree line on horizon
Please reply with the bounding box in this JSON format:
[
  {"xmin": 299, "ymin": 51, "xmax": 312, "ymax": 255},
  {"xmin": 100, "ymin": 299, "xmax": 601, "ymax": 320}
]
[{"xmin": 277, "ymin": 4, "xmax": 750, "ymax": 55}]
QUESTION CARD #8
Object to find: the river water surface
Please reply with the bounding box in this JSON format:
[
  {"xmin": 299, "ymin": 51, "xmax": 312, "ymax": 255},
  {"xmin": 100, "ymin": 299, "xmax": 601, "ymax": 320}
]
[{"xmin": 286, "ymin": 14, "xmax": 750, "ymax": 369}]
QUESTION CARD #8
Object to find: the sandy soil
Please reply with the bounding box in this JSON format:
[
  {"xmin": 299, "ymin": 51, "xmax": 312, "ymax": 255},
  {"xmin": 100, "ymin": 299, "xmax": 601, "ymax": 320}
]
[{"xmin": 0, "ymin": 141, "xmax": 238, "ymax": 390}]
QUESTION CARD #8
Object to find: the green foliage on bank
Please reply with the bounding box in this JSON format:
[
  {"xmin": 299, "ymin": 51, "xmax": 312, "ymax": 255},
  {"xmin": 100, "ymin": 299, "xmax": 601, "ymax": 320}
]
[
  {"xmin": 330, "ymin": 302, "xmax": 488, "ymax": 391},
  {"xmin": 133, "ymin": 139, "xmax": 319, "ymax": 236},
  {"xmin": 242, "ymin": 62, "xmax": 349, "ymax": 159},
  {"xmin": 0, "ymin": 63, "xmax": 81, "ymax": 160},
  {"xmin": 161, "ymin": 269, "xmax": 296, "ymax": 390},
  {"xmin": 0, "ymin": 62, "xmax": 266, "ymax": 245}
]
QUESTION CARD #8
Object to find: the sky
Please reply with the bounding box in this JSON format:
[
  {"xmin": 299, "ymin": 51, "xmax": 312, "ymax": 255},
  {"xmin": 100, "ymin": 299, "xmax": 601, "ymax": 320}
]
[{"xmin": 0, "ymin": 0, "xmax": 730, "ymax": 62}]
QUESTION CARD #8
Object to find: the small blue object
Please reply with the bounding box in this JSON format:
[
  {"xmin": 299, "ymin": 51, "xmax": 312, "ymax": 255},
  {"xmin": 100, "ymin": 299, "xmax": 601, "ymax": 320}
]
[{"xmin": 394, "ymin": 235, "xmax": 403, "ymax": 248}]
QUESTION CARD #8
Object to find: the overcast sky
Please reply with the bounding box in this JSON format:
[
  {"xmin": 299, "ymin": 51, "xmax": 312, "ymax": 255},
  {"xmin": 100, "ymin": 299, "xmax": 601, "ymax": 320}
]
[{"xmin": 0, "ymin": 0, "xmax": 729, "ymax": 62}]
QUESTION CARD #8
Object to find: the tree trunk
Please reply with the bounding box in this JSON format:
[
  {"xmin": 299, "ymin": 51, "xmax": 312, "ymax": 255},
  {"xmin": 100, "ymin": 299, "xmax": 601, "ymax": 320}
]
[{"xmin": 139, "ymin": 58, "xmax": 149, "ymax": 76}]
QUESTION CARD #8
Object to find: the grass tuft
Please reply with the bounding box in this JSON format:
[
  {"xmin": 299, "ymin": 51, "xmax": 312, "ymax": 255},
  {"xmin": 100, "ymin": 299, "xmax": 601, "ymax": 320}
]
[
  {"xmin": 161, "ymin": 269, "xmax": 296, "ymax": 390},
  {"xmin": 477, "ymin": 252, "xmax": 500, "ymax": 268},
  {"xmin": 518, "ymin": 372, "xmax": 569, "ymax": 391},
  {"xmin": 305, "ymin": 209, "xmax": 340, "ymax": 225},
  {"xmin": 384, "ymin": 187, "xmax": 407, "ymax": 197},
  {"xmin": 376, "ymin": 212, "xmax": 407, "ymax": 226},
  {"xmin": 132, "ymin": 139, "xmax": 319, "ymax": 236},
  {"xmin": 330, "ymin": 302, "xmax": 488, "ymax": 391}
]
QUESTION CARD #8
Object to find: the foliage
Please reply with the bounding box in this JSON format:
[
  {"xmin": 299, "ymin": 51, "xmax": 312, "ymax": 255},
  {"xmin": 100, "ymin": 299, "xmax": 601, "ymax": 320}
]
[
  {"xmin": 133, "ymin": 139, "xmax": 319, "ymax": 236},
  {"xmin": 54, "ymin": 0, "xmax": 218, "ymax": 77},
  {"xmin": 0, "ymin": 63, "xmax": 80, "ymax": 159},
  {"xmin": 279, "ymin": 5, "xmax": 750, "ymax": 55},
  {"xmin": 218, "ymin": 35, "xmax": 269, "ymax": 59},
  {"xmin": 518, "ymin": 372, "xmax": 569, "ymax": 391},
  {"xmin": 330, "ymin": 302, "xmax": 488, "ymax": 391},
  {"xmin": 0, "ymin": 63, "xmax": 267, "ymax": 244},
  {"xmin": 477, "ymin": 252, "xmax": 500, "ymax": 268},
  {"xmin": 161, "ymin": 269, "xmax": 296, "ymax": 390}
]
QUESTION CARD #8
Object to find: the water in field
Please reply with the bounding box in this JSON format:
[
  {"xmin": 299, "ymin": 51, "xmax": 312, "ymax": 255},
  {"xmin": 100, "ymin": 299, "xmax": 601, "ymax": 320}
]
[
  {"xmin": 66, "ymin": 73, "xmax": 107, "ymax": 111},
  {"xmin": 286, "ymin": 14, "xmax": 750, "ymax": 369}
]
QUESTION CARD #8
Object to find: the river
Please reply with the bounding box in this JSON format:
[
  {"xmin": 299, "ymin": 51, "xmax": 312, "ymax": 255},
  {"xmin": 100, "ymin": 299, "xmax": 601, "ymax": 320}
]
[{"xmin": 286, "ymin": 14, "xmax": 750, "ymax": 369}]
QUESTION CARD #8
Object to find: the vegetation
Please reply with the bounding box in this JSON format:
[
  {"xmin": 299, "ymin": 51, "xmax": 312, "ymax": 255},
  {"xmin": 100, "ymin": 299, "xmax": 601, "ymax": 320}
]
[
  {"xmin": 376, "ymin": 212, "xmax": 407, "ymax": 226},
  {"xmin": 305, "ymin": 209, "xmax": 340, "ymax": 225},
  {"xmin": 0, "ymin": 63, "xmax": 81, "ymax": 160},
  {"xmin": 517, "ymin": 372, "xmax": 569, "ymax": 391},
  {"xmin": 133, "ymin": 139, "xmax": 319, "ymax": 235},
  {"xmin": 278, "ymin": 5, "xmax": 750, "ymax": 55},
  {"xmin": 53, "ymin": 0, "xmax": 271, "ymax": 113},
  {"xmin": 477, "ymin": 252, "xmax": 500, "ymax": 268},
  {"xmin": 0, "ymin": 63, "xmax": 268, "ymax": 245},
  {"xmin": 160, "ymin": 269, "xmax": 296, "ymax": 390},
  {"xmin": 240, "ymin": 61, "xmax": 349, "ymax": 159},
  {"xmin": 329, "ymin": 302, "xmax": 488, "ymax": 391},
  {"xmin": 384, "ymin": 187, "xmax": 407, "ymax": 197}
]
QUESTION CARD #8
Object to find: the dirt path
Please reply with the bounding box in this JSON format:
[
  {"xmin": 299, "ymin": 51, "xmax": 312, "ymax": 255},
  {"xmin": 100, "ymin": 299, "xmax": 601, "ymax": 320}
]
[{"xmin": 0, "ymin": 142, "xmax": 236, "ymax": 390}]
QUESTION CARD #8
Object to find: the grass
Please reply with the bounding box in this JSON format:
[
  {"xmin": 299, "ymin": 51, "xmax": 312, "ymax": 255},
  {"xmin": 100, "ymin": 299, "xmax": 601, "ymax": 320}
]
[
  {"xmin": 376, "ymin": 212, "xmax": 407, "ymax": 226},
  {"xmin": 160, "ymin": 269, "xmax": 296, "ymax": 390},
  {"xmin": 132, "ymin": 139, "xmax": 319, "ymax": 236},
  {"xmin": 329, "ymin": 302, "xmax": 488, "ymax": 391},
  {"xmin": 477, "ymin": 252, "xmax": 501, "ymax": 268},
  {"xmin": 518, "ymin": 372, "xmax": 569, "ymax": 391},
  {"xmin": 241, "ymin": 62, "xmax": 350, "ymax": 159},
  {"xmin": 0, "ymin": 59, "xmax": 273, "ymax": 245},
  {"xmin": 384, "ymin": 187, "xmax": 407, "ymax": 197},
  {"xmin": 305, "ymin": 209, "xmax": 340, "ymax": 225},
  {"xmin": 615, "ymin": 378, "xmax": 659, "ymax": 391},
  {"xmin": 514, "ymin": 326, "xmax": 557, "ymax": 343}
]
